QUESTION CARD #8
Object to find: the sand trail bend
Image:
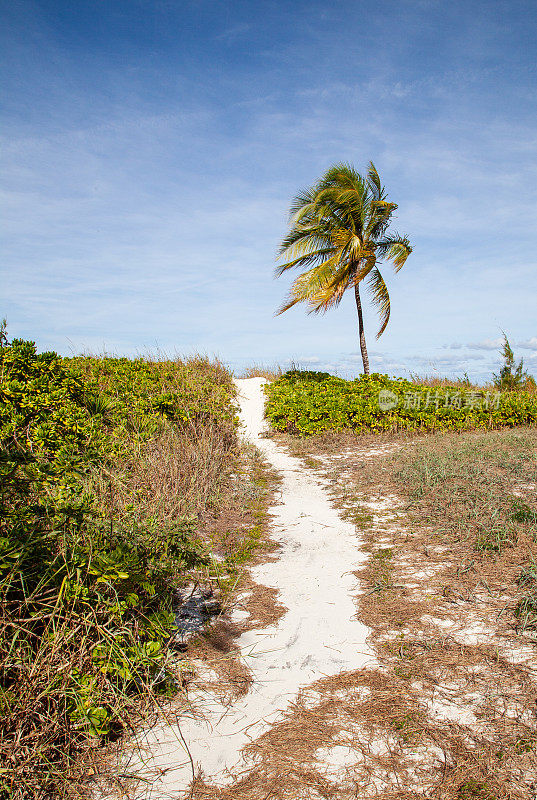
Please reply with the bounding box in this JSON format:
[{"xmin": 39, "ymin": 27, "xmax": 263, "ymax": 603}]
[{"xmin": 127, "ymin": 377, "xmax": 374, "ymax": 796}]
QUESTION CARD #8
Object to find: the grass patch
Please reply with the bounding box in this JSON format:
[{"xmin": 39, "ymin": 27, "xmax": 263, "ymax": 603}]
[
  {"xmin": 342, "ymin": 504, "xmax": 374, "ymax": 529},
  {"xmin": 235, "ymin": 363, "xmax": 286, "ymax": 381},
  {"xmin": 457, "ymin": 779, "xmax": 496, "ymax": 800},
  {"xmin": 392, "ymin": 427, "xmax": 537, "ymax": 554}
]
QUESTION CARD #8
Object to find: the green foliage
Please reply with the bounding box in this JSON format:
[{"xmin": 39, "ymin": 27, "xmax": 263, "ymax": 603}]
[
  {"xmin": 493, "ymin": 333, "xmax": 534, "ymax": 391},
  {"xmin": 457, "ymin": 779, "xmax": 495, "ymax": 800},
  {"xmin": 512, "ymin": 502, "xmax": 537, "ymax": 525},
  {"xmin": 0, "ymin": 338, "xmax": 237, "ymax": 797},
  {"xmin": 264, "ymin": 370, "xmax": 537, "ymax": 436},
  {"xmin": 68, "ymin": 353, "xmax": 236, "ymax": 432}
]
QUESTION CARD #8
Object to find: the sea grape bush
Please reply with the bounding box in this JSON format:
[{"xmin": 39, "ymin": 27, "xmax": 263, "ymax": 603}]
[
  {"xmin": 264, "ymin": 370, "xmax": 537, "ymax": 436},
  {"xmin": 68, "ymin": 354, "xmax": 236, "ymax": 432}
]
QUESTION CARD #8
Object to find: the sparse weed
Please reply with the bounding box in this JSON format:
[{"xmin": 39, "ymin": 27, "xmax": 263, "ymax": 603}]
[
  {"xmin": 515, "ymin": 562, "xmax": 537, "ymax": 631},
  {"xmin": 475, "ymin": 525, "xmax": 517, "ymax": 553},
  {"xmin": 457, "ymin": 778, "xmax": 495, "ymax": 799}
]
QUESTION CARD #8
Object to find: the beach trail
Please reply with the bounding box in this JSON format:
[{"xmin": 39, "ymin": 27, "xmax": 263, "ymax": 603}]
[{"xmin": 126, "ymin": 377, "xmax": 374, "ymax": 796}]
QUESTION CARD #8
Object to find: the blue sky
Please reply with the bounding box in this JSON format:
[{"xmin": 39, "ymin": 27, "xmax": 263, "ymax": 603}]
[{"xmin": 2, "ymin": 0, "xmax": 536, "ymax": 379}]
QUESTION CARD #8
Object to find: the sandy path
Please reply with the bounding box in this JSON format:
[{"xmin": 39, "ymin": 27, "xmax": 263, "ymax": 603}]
[{"xmin": 127, "ymin": 378, "xmax": 374, "ymax": 796}]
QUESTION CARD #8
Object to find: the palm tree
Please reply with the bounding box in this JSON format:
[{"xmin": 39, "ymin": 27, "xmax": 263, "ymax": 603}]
[{"xmin": 275, "ymin": 162, "xmax": 412, "ymax": 374}]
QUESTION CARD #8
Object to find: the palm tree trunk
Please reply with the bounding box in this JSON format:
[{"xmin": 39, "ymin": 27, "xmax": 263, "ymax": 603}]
[{"xmin": 354, "ymin": 282, "xmax": 370, "ymax": 375}]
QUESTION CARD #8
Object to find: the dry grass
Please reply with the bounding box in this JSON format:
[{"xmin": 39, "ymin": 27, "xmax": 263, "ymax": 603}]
[
  {"xmin": 391, "ymin": 427, "xmax": 537, "ymax": 555},
  {"xmin": 235, "ymin": 363, "xmax": 286, "ymax": 381},
  {"xmin": 94, "ymin": 416, "xmax": 239, "ymax": 546},
  {"xmin": 84, "ymin": 413, "xmax": 536, "ymax": 799},
  {"xmin": 1, "ymin": 589, "xmax": 179, "ymax": 799},
  {"xmin": 407, "ymin": 372, "xmax": 483, "ymax": 390},
  {"xmin": 189, "ymin": 663, "xmax": 535, "ymax": 799}
]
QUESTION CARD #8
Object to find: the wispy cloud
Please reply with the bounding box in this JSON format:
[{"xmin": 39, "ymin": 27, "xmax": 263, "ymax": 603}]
[
  {"xmin": 518, "ymin": 337, "xmax": 537, "ymax": 351},
  {"xmin": 467, "ymin": 338, "xmax": 504, "ymax": 351},
  {"xmin": 215, "ymin": 22, "xmax": 253, "ymax": 44}
]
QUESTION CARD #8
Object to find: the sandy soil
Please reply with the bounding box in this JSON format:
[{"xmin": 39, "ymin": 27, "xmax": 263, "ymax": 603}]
[{"xmin": 121, "ymin": 377, "xmax": 375, "ymax": 796}]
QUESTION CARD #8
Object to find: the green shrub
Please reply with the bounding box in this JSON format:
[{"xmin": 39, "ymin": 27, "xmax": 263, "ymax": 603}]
[
  {"xmin": 264, "ymin": 370, "xmax": 537, "ymax": 436},
  {"xmin": 492, "ymin": 333, "xmax": 534, "ymax": 392}
]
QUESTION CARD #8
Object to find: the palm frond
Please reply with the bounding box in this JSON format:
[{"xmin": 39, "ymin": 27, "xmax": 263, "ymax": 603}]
[
  {"xmin": 274, "ymin": 247, "xmax": 336, "ymax": 277},
  {"xmin": 309, "ymin": 279, "xmax": 350, "ymax": 312},
  {"xmin": 309, "ymin": 194, "xmax": 357, "ymax": 237},
  {"xmin": 316, "ymin": 252, "xmax": 353, "ymax": 290},
  {"xmin": 366, "ymin": 201, "xmax": 397, "ymax": 239},
  {"xmin": 317, "ymin": 163, "xmax": 364, "ymax": 193},
  {"xmin": 276, "ymin": 263, "xmax": 342, "ymax": 315},
  {"xmin": 352, "ymin": 252, "xmax": 377, "ymax": 284},
  {"xmin": 367, "ymin": 162, "xmax": 385, "ymax": 201},
  {"xmin": 367, "ymin": 267, "xmax": 391, "ymax": 338},
  {"xmin": 278, "ymin": 228, "xmax": 334, "ymax": 257},
  {"xmin": 276, "ymin": 247, "xmax": 354, "ymax": 315},
  {"xmin": 375, "ymin": 233, "xmax": 412, "ymax": 271},
  {"xmin": 288, "ymin": 187, "xmax": 318, "ymax": 219},
  {"xmin": 275, "ymin": 293, "xmax": 303, "ymax": 315},
  {"xmin": 304, "ymin": 269, "xmax": 351, "ymax": 314}
]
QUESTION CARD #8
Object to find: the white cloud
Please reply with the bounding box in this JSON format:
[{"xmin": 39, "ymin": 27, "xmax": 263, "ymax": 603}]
[
  {"xmin": 409, "ymin": 353, "xmax": 487, "ymax": 365},
  {"xmin": 467, "ymin": 338, "xmax": 503, "ymax": 351}
]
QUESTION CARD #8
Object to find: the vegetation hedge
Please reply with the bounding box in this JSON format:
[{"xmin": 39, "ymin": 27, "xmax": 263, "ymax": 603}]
[
  {"xmin": 0, "ymin": 340, "xmax": 238, "ymax": 798},
  {"xmin": 264, "ymin": 371, "xmax": 537, "ymax": 436}
]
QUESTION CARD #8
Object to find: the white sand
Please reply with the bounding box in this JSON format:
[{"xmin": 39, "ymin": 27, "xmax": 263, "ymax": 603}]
[{"xmin": 125, "ymin": 378, "xmax": 374, "ymax": 796}]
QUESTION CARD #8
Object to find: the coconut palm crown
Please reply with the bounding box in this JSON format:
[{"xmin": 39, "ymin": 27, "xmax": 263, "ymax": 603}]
[{"xmin": 275, "ymin": 162, "xmax": 412, "ymax": 374}]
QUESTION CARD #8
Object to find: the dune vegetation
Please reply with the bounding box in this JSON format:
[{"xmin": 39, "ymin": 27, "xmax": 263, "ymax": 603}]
[
  {"xmin": 275, "ymin": 422, "xmax": 537, "ymax": 798},
  {"xmin": 0, "ymin": 337, "xmax": 273, "ymax": 800}
]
